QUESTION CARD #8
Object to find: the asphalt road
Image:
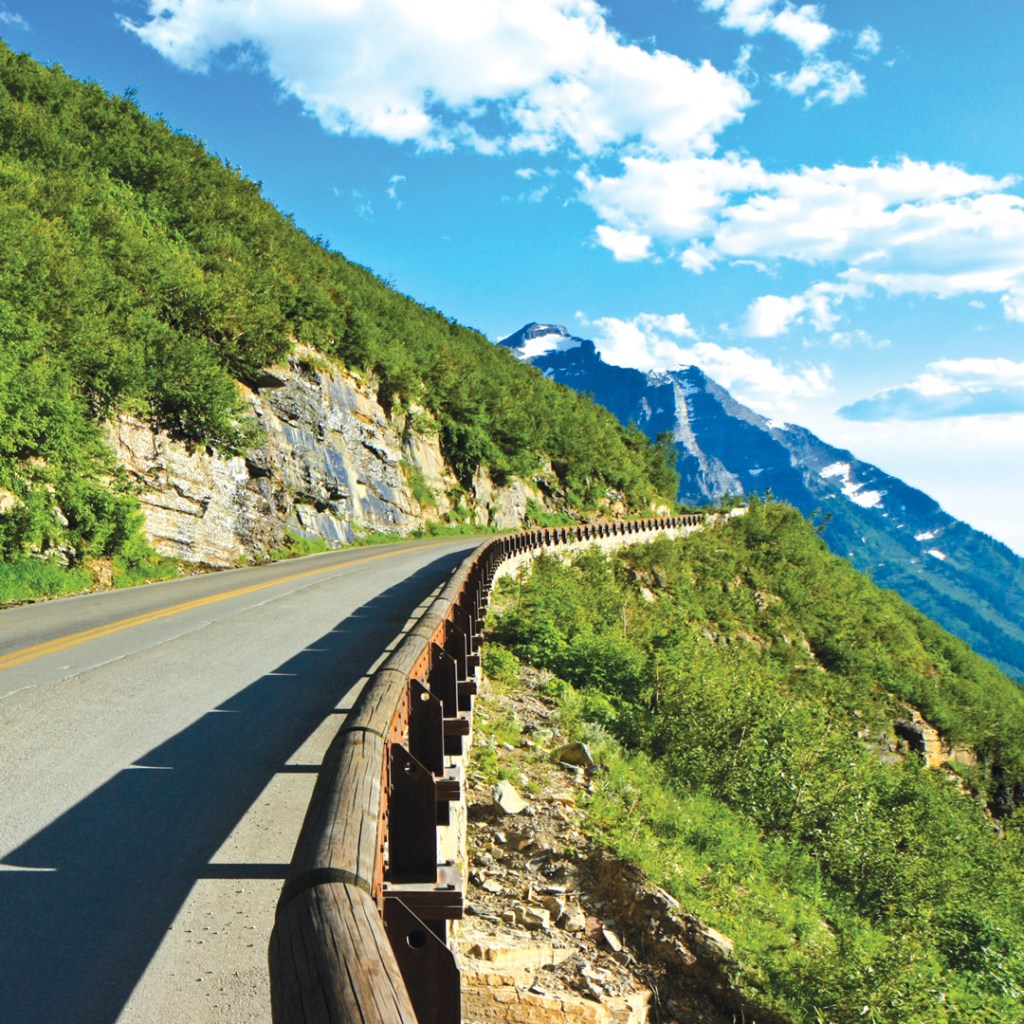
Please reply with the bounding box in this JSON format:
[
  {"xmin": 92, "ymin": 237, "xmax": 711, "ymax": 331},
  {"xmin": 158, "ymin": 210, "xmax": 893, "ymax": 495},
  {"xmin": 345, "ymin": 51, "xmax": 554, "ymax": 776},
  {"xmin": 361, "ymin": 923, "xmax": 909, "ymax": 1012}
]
[{"xmin": 0, "ymin": 537, "xmax": 483, "ymax": 1024}]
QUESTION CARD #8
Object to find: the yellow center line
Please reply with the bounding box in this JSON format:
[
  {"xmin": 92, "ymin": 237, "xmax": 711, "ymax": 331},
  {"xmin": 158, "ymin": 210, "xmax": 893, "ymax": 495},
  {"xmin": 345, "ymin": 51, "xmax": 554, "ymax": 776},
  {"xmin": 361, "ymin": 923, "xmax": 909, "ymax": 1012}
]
[{"xmin": 0, "ymin": 542, "xmax": 455, "ymax": 672}]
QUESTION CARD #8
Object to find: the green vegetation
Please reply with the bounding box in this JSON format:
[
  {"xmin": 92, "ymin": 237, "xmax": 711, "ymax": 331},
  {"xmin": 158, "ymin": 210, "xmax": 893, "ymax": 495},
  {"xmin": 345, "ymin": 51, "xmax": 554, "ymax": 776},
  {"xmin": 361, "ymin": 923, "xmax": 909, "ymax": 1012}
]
[
  {"xmin": 0, "ymin": 40, "xmax": 678, "ymax": 602},
  {"xmin": 0, "ymin": 556, "xmax": 93, "ymax": 604},
  {"xmin": 523, "ymin": 498, "xmax": 576, "ymax": 528},
  {"xmin": 266, "ymin": 531, "xmax": 331, "ymax": 561},
  {"xmin": 488, "ymin": 500, "xmax": 1024, "ymax": 1023},
  {"xmin": 402, "ymin": 460, "xmax": 437, "ymax": 510}
]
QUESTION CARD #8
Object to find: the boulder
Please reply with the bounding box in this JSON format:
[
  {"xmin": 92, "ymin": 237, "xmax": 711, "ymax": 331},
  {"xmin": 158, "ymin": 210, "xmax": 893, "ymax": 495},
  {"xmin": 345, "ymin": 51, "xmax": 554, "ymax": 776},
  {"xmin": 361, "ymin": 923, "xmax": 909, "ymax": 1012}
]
[{"xmin": 555, "ymin": 742, "xmax": 596, "ymax": 768}]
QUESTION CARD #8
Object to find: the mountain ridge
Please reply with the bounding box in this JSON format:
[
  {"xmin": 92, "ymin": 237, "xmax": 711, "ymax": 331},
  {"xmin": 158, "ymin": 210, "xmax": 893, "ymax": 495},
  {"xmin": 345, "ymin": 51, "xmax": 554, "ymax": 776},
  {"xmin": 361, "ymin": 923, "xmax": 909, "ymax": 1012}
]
[{"xmin": 500, "ymin": 322, "xmax": 1024, "ymax": 679}]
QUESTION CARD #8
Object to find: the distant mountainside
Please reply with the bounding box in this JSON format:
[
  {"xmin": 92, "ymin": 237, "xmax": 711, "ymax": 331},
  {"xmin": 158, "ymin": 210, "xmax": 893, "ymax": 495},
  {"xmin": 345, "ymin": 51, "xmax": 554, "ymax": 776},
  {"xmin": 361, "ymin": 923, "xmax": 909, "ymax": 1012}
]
[{"xmin": 501, "ymin": 323, "xmax": 1024, "ymax": 679}]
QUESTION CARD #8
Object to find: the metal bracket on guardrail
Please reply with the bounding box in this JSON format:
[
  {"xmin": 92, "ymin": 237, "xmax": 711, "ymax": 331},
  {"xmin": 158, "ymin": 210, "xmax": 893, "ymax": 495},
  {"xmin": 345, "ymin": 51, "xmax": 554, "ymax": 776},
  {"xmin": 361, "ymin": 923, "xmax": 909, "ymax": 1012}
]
[
  {"xmin": 407, "ymin": 680, "xmax": 444, "ymax": 777},
  {"xmin": 389, "ymin": 744, "xmax": 437, "ymax": 884},
  {"xmin": 429, "ymin": 643, "xmax": 458, "ymax": 717},
  {"xmin": 384, "ymin": 897, "xmax": 460, "ymax": 1024}
]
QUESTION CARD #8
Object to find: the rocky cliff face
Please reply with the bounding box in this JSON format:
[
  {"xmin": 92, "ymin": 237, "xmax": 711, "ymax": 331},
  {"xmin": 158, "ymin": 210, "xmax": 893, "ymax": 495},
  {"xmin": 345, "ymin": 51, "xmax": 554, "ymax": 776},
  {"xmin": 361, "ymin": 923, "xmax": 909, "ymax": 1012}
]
[{"xmin": 111, "ymin": 348, "xmax": 554, "ymax": 566}]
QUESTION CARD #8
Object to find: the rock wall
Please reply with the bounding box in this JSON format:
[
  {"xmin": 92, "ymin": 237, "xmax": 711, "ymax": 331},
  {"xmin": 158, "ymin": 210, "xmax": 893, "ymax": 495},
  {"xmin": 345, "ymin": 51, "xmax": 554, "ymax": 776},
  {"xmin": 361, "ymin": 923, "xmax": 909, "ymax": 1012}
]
[{"xmin": 111, "ymin": 349, "xmax": 559, "ymax": 565}]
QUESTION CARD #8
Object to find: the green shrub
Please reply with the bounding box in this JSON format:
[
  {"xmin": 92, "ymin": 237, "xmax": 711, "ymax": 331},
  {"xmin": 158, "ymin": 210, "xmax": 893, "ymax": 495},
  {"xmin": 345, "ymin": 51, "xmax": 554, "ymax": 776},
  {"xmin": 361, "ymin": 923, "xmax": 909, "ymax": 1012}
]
[{"xmin": 0, "ymin": 557, "xmax": 92, "ymax": 604}]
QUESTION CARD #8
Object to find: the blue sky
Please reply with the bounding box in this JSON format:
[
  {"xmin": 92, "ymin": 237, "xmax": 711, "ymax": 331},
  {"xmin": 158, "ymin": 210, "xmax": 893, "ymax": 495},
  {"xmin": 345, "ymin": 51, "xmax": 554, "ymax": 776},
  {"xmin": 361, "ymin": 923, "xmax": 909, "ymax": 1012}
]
[{"xmin": 4, "ymin": 0, "xmax": 1024, "ymax": 554}]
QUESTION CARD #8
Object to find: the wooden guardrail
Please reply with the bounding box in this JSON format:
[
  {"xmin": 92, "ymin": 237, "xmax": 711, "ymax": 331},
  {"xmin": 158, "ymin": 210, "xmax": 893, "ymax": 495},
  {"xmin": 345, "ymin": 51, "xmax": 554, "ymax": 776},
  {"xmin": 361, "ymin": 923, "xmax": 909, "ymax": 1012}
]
[{"xmin": 268, "ymin": 515, "xmax": 703, "ymax": 1024}]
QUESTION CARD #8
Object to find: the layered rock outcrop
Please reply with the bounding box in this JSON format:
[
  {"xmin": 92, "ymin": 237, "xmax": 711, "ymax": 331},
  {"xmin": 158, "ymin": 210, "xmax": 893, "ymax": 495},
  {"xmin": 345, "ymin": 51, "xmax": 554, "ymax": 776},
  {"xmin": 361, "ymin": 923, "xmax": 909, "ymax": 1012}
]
[{"xmin": 111, "ymin": 349, "xmax": 557, "ymax": 565}]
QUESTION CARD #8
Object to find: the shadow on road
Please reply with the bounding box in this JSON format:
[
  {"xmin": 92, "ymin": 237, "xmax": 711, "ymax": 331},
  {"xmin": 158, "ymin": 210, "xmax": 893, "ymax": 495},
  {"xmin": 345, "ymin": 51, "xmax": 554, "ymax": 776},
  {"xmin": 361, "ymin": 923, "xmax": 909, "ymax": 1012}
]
[{"xmin": 0, "ymin": 550, "xmax": 469, "ymax": 1024}]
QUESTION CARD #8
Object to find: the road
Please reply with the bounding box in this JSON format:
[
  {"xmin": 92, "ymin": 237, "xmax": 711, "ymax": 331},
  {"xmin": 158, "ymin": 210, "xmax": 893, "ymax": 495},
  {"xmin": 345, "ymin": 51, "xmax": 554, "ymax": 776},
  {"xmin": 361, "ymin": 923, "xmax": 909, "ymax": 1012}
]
[{"xmin": 0, "ymin": 537, "xmax": 482, "ymax": 1024}]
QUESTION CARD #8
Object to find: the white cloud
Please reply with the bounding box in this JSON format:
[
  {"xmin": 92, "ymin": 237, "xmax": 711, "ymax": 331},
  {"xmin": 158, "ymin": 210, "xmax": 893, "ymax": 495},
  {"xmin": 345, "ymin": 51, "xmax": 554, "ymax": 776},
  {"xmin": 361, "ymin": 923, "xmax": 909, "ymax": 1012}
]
[
  {"xmin": 745, "ymin": 280, "xmax": 864, "ymax": 336},
  {"xmin": 809, "ymin": 414, "xmax": 1024, "ymax": 555},
  {"xmin": 594, "ymin": 225, "xmax": 652, "ymax": 261},
  {"xmin": 676, "ymin": 341, "xmax": 833, "ymax": 412},
  {"xmin": 840, "ymin": 358, "xmax": 1024, "ymax": 420},
  {"xmin": 770, "ymin": 4, "xmax": 833, "ymax": 53},
  {"xmin": 703, "ymin": 2, "xmax": 875, "ymax": 108},
  {"xmin": 577, "ymin": 311, "xmax": 832, "ymax": 411},
  {"xmin": 521, "ymin": 184, "xmax": 552, "ymax": 204},
  {"xmin": 125, "ymin": 0, "xmax": 750, "ymax": 158},
  {"xmin": 386, "ymin": 174, "xmax": 406, "ymax": 206},
  {"xmin": 579, "ymin": 152, "xmax": 768, "ymax": 246},
  {"xmin": 681, "ymin": 244, "xmax": 716, "ymax": 273},
  {"xmin": 855, "ymin": 26, "xmax": 881, "ymax": 56},
  {"xmin": 576, "ymin": 311, "xmax": 696, "ymax": 369},
  {"xmin": 0, "ymin": 9, "xmax": 28, "ymax": 29},
  {"xmin": 582, "ymin": 154, "xmax": 1024, "ymax": 325},
  {"xmin": 826, "ymin": 328, "xmax": 890, "ymax": 350},
  {"xmin": 701, "ymin": 0, "xmax": 832, "ymax": 52},
  {"xmin": 701, "ymin": 0, "xmax": 775, "ymax": 36},
  {"xmin": 1000, "ymin": 288, "xmax": 1024, "ymax": 322},
  {"xmin": 772, "ymin": 57, "xmax": 864, "ymax": 106},
  {"xmin": 745, "ymin": 293, "xmax": 807, "ymax": 336}
]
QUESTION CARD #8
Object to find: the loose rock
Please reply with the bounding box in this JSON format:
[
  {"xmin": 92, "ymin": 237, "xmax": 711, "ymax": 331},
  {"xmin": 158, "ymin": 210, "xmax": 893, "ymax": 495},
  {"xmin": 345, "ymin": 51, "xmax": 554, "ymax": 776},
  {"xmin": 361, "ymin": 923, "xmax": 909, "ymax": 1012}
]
[
  {"xmin": 555, "ymin": 742, "xmax": 596, "ymax": 768},
  {"xmin": 493, "ymin": 781, "xmax": 529, "ymax": 815}
]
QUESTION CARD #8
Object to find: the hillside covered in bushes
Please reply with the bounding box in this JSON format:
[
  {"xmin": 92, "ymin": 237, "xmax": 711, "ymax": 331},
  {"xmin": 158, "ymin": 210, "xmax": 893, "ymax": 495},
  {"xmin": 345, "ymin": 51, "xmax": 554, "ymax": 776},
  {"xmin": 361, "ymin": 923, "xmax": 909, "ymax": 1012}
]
[
  {"xmin": 0, "ymin": 40, "xmax": 676, "ymax": 598},
  {"xmin": 486, "ymin": 500, "xmax": 1024, "ymax": 1023}
]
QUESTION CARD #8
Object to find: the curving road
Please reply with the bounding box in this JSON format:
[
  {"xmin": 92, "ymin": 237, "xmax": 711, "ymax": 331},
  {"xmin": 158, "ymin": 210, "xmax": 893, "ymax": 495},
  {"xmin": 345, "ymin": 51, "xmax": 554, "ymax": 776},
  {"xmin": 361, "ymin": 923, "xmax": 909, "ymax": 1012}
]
[{"xmin": 0, "ymin": 537, "xmax": 482, "ymax": 1024}]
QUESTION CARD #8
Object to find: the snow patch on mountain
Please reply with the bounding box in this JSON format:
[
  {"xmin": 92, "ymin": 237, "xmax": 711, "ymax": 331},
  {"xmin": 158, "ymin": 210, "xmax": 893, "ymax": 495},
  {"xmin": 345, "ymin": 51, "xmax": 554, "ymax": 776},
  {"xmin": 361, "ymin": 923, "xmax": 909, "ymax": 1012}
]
[
  {"xmin": 928, "ymin": 548, "xmax": 948, "ymax": 561},
  {"xmin": 820, "ymin": 461, "xmax": 886, "ymax": 510},
  {"xmin": 916, "ymin": 529, "xmax": 940, "ymax": 541}
]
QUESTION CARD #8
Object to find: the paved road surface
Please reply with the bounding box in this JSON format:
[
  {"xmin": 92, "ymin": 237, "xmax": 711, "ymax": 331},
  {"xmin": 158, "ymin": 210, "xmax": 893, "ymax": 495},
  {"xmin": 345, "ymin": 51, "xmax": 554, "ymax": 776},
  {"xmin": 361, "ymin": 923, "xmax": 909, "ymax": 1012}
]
[{"xmin": 0, "ymin": 537, "xmax": 482, "ymax": 1024}]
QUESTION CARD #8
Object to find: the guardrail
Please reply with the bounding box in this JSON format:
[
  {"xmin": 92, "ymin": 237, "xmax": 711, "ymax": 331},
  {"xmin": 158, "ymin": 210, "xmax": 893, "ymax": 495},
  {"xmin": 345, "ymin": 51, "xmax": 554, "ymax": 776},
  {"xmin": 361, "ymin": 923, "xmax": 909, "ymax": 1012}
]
[{"xmin": 269, "ymin": 515, "xmax": 704, "ymax": 1024}]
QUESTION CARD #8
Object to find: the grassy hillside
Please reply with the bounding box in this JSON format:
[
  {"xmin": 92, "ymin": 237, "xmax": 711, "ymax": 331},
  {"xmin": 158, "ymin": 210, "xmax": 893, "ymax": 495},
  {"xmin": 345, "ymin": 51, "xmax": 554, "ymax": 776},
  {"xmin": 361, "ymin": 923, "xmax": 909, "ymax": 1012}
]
[
  {"xmin": 0, "ymin": 41, "xmax": 677, "ymax": 599},
  {"xmin": 487, "ymin": 499, "xmax": 1024, "ymax": 1023}
]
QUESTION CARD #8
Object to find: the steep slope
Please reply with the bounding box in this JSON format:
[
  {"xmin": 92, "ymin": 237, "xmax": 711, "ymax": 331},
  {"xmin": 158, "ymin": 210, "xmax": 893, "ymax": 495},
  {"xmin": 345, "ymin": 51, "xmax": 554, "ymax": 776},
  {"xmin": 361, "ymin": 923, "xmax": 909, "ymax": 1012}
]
[
  {"xmin": 0, "ymin": 45, "xmax": 676, "ymax": 595},
  {"xmin": 501, "ymin": 323, "xmax": 1024, "ymax": 679},
  {"xmin": 487, "ymin": 504, "xmax": 1024, "ymax": 1023}
]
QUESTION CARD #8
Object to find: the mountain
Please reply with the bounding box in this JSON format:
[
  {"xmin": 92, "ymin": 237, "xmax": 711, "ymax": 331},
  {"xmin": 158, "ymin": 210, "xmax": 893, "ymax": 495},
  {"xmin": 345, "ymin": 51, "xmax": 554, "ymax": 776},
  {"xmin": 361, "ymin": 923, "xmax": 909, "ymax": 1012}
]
[{"xmin": 500, "ymin": 323, "xmax": 1024, "ymax": 679}]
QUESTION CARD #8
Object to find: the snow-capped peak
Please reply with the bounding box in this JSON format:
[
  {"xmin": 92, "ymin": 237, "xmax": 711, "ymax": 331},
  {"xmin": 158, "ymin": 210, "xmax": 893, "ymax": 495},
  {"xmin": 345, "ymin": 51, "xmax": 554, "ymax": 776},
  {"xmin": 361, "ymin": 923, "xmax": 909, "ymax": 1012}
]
[{"xmin": 499, "ymin": 322, "xmax": 583, "ymax": 360}]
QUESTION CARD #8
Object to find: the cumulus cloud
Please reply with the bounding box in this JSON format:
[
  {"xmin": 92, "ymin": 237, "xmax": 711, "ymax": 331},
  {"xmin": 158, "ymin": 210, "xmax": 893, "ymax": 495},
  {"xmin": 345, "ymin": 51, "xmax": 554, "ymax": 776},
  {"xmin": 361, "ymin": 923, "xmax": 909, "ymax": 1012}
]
[
  {"xmin": 745, "ymin": 293, "xmax": 810, "ymax": 336},
  {"xmin": 577, "ymin": 311, "xmax": 696, "ymax": 368},
  {"xmin": 701, "ymin": 0, "xmax": 832, "ymax": 53},
  {"xmin": 702, "ymin": 1, "xmax": 877, "ymax": 109},
  {"xmin": 745, "ymin": 281, "xmax": 865, "ymax": 336},
  {"xmin": 594, "ymin": 225, "xmax": 652, "ymax": 262},
  {"xmin": 578, "ymin": 311, "xmax": 832, "ymax": 411},
  {"xmin": 769, "ymin": 4, "xmax": 833, "ymax": 53},
  {"xmin": 517, "ymin": 184, "xmax": 551, "ymax": 204},
  {"xmin": 582, "ymin": 155, "xmax": 1024, "ymax": 325},
  {"xmin": 351, "ymin": 190, "xmax": 373, "ymax": 220},
  {"xmin": 125, "ymin": 0, "xmax": 749, "ymax": 157},
  {"xmin": 839, "ymin": 358, "xmax": 1024, "ymax": 420},
  {"xmin": 580, "ymin": 152, "xmax": 768, "ymax": 253},
  {"xmin": 685, "ymin": 342, "xmax": 833, "ymax": 412},
  {"xmin": 772, "ymin": 57, "xmax": 863, "ymax": 106}
]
